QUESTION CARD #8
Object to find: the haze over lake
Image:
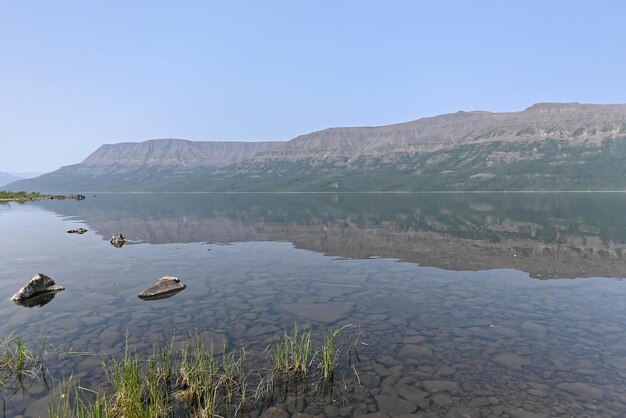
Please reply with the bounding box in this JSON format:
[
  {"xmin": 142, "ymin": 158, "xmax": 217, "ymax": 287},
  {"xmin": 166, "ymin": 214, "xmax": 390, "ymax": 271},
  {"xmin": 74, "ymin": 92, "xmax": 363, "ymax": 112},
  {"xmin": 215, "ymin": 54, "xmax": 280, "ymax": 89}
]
[{"xmin": 2, "ymin": 193, "xmax": 626, "ymax": 416}]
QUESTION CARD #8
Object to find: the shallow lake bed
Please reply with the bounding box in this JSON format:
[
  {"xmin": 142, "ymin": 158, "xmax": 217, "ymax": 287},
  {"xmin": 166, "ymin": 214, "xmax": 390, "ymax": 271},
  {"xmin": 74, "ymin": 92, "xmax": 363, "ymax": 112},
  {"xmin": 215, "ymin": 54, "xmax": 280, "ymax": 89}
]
[{"xmin": 2, "ymin": 193, "xmax": 626, "ymax": 417}]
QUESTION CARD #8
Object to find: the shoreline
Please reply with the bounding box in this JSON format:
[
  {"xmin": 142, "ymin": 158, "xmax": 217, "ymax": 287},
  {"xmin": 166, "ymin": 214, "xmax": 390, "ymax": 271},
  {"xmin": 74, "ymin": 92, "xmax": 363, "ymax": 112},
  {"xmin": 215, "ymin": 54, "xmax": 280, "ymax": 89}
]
[{"xmin": 0, "ymin": 193, "xmax": 85, "ymax": 202}]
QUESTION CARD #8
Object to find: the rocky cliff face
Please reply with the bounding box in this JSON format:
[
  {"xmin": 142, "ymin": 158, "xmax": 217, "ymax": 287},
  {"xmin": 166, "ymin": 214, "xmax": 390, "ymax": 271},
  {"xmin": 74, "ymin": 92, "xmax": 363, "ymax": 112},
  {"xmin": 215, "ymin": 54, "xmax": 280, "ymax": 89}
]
[{"xmin": 251, "ymin": 103, "xmax": 626, "ymax": 162}]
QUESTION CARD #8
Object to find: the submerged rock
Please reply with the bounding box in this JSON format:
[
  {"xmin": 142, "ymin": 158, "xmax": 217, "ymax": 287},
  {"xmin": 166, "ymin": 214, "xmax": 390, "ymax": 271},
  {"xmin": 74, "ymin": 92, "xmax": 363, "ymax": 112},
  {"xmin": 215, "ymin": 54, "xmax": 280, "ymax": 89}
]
[
  {"xmin": 494, "ymin": 352, "xmax": 530, "ymax": 369},
  {"xmin": 375, "ymin": 394, "xmax": 417, "ymax": 416},
  {"xmin": 260, "ymin": 406, "xmax": 289, "ymax": 418},
  {"xmin": 11, "ymin": 274, "xmax": 65, "ymax": 302},
  {"xmin": 138, "ymin": 276, "xmax": 186, "ymax": 300},
  {"xmin": 67, "ymin": 228, "xmax": 88, "ymax": 234},
  {"xmin": 281, "ymin": 301, "xmax": 352, "ymax": 324},
  {"xmin": 557, "ymin": 381, "xmax": 605, "ymax": 400},
  {"xmin": 110, "ymin": 233, "xmax": 125, "ymax": 247}
]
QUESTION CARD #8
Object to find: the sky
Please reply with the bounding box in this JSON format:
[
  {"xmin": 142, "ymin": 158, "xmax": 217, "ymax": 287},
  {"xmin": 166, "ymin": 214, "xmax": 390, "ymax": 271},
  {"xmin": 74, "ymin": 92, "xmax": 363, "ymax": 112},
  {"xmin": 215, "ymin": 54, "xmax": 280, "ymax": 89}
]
[{"xmin": 1, "ymin": 1, "xmax": 626, "ymax": 172}]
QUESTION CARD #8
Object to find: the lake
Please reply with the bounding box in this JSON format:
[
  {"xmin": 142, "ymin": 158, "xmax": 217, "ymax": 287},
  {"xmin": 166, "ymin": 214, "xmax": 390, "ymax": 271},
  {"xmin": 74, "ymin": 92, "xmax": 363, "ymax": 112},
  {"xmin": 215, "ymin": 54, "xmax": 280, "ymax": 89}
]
[{"xmin": 2, "ymin": 193, "xmax": 626, "ymax": 417}]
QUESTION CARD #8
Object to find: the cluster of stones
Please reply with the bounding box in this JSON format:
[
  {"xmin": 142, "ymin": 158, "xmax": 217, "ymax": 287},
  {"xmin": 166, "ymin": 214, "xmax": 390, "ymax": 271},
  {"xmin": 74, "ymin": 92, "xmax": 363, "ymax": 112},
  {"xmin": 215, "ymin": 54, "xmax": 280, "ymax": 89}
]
[
  {"xmin": 12, "ymin": 224, "xmax": 187, "ymax": 306},
  {"xmin": 11, "ymin": 274, "xmax": 186, "ymax": 305},
  {"xmin": 50, "ymin": 194, "xmax": 85, "ymax": 200}
]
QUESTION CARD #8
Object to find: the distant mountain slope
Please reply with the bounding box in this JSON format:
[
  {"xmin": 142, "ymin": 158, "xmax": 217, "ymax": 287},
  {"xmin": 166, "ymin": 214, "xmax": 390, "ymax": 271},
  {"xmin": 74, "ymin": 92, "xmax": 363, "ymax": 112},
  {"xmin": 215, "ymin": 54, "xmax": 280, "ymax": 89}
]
[
  {"xmin": 8, "ymin": 103, "xmax": 626, "ymax": 192},
  {"xmin": 7, "ymin": 139, "xmax": 282, "ymax": 191},
  {"xmin": 0, "ymin": 172, "xmax": 22, "ymax": 187},
  {"xmin": 81, "ymin": 138, "xmax": 281, "ymax": 172}
]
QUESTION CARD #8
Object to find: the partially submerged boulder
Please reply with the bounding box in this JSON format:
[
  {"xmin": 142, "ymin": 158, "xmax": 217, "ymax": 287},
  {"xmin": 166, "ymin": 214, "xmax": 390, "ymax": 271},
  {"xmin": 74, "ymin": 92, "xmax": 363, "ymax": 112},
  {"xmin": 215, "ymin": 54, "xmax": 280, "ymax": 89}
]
[
  {"xmin": 67, "ymin": 228, "xmax": 88, "ymax": 234},
  {"xmin": 138, "ymin": 276, "xmax": 186, "ymax": 300},
  {"xmin": 11, "ymin": 274, "xmax": 65, "ymax": 302},
  {"xmin": 110, "ymin": 233, "xmax": 125, "ymax": 247}
]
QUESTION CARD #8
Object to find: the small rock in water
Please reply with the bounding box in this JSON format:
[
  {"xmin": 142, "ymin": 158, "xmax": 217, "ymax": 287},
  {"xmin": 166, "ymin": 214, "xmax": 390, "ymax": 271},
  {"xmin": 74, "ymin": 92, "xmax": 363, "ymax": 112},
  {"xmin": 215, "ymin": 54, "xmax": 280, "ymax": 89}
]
[
  {"xmin": 11, "ymin": 273, "xmax": 65, "ymax": 301},
  {"xmin": 138, "ymin": 276, "xmax": 186, "ymax": 300},
  {"xmin": 67, "ymin": 228, "xmax": 88, "ymax": 234},
  {"xmin": 110, "ymin": 233, "xmax": 125, "ymax": 247}
]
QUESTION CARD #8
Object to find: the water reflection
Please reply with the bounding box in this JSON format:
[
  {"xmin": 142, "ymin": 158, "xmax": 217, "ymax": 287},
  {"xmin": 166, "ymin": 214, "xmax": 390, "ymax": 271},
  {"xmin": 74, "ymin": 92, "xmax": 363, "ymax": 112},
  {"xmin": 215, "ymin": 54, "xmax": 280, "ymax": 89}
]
[
  {"xmin": 137, "ymin": 287, "xmax": 184, "ymax": 301},
  {"xmin": 12, "ymin": 291, "xmax": 60, "ymax": 308},
  {"xmin": 33, "ymin": 192, "xmax": 626, "ymax": 279},
  {"xmin": 2, "ymin": 194, "xmax": 626, "ymax": 416}
]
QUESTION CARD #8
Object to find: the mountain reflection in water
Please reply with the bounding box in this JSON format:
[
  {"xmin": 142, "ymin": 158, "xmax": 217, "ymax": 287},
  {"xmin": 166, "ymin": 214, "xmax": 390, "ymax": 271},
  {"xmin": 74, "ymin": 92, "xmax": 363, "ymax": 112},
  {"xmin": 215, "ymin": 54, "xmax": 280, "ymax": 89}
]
[{"xmin": 33, "ymin": 192, "xmax": 626, "ymax": 279}]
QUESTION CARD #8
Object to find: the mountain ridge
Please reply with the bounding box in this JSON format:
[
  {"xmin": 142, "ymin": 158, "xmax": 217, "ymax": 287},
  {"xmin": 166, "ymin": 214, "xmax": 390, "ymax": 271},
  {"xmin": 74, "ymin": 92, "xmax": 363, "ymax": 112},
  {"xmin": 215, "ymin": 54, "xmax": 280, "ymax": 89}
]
[{"xmin": 8, "ymin": 102, "xmax": 626, "ymax": 192}]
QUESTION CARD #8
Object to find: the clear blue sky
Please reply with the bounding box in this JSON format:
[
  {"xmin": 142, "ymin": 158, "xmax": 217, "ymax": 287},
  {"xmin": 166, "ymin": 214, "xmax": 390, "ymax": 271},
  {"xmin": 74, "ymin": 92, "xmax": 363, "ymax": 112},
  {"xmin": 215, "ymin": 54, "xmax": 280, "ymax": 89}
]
[{"xmin": 1, "ymin": 1, "xmax": 625, "ymax": 172}]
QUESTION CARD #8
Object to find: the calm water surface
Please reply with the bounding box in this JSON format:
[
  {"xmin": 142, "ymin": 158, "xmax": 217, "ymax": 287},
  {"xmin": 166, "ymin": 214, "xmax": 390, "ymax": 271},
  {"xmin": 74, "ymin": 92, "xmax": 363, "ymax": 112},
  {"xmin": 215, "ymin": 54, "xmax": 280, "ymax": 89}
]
[{"xmin": 2, "ymin": 193, "xmax": 626, "ymax": 417}]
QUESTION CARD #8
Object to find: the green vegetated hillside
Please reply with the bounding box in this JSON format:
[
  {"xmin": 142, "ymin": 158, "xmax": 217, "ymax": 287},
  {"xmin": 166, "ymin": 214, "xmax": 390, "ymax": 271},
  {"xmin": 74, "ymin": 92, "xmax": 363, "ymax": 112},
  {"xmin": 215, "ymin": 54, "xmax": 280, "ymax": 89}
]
[
  {"xmin": 197, "ymin": 137, "xmax": 626, "ymax": 192},
  {"xmin": 9, "ymin": 137, "xmax": 626, "ymax": 192}
]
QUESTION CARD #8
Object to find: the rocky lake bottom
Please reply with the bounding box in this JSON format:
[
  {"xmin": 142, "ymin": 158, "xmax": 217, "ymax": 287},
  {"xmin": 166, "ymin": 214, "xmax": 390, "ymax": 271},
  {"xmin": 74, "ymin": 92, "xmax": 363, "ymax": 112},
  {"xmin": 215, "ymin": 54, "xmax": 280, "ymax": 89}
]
[{"xmin": 2, "ymin": 194, "xmax": 626, "ymax": 417}]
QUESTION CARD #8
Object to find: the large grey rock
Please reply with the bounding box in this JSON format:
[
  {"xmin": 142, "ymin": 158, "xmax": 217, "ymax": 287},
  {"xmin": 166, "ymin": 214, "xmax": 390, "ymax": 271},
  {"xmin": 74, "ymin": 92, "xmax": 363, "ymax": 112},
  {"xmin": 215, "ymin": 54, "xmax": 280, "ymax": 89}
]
[
  {"xmin": 11, "ymin": 274, "xmax": 64, "ymax": 301},
  {"xmin": 138, "ymin": 276, "xmax": 186, "ymax": 300}
]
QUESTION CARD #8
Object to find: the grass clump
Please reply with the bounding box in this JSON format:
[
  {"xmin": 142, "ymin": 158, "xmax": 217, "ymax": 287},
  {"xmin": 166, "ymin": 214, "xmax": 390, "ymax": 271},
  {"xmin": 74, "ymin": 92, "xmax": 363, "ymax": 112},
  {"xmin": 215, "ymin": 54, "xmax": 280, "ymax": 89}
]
[
  {"xmin": 44, "ymin": 325, "xmax": 361, "ymax": 417},
  {"xmin": 0, "ymin": 333, "xmax": 47, "ymax": 392},
  {"xmin": 218, "ymin": 340, "xmax": 247, "ymax": 413},
  {"xmin": 270, "ymin": 324, "xmax": 312, "ymax": 378},
  {"xmin": 104, "ymin": 349, "xmax": 161, "ymax": 417},
  {"xmin": 320, "ymin": 324, "xmax": 351, "ymax": 385},
  {"xmin": 175, "ymin": 335, "xmax": 216, "ymax": 406},
  {"xmin": 48, "ymin": 382, "xmax": 108, "ymax": 418}
]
